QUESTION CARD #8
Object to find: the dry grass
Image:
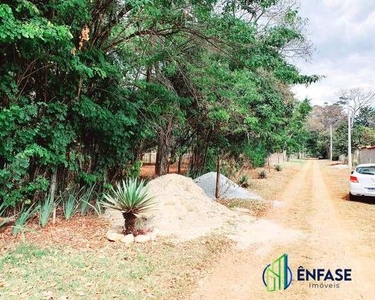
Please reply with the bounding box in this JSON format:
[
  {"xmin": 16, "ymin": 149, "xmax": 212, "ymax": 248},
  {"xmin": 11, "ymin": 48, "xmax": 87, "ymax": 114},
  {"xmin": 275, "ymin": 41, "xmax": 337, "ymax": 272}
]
[
  {"xmin": 218, "ymin": 199, "xmax": 271, "ymax": 217},
  {"xmin": 245, "ymin": 160, "xmax": 305, "ymax": 200},
  {"xmin": 0, "ymin": 216, "xmax": 110, "ymax": 255},
  {"xmin": 0, "ymin": 225, "xmax": 231, "ymax": 300},
  {"xmin": 218, "ymin": 160, "xmax": 306, "ymax": 217}
]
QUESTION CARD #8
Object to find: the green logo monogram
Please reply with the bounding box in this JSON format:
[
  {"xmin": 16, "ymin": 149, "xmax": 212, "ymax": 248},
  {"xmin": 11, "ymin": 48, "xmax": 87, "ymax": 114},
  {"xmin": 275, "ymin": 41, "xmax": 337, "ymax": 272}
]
[{"xmin": 262, "ymin": 254, "xmax": 293, "ymax": 291}]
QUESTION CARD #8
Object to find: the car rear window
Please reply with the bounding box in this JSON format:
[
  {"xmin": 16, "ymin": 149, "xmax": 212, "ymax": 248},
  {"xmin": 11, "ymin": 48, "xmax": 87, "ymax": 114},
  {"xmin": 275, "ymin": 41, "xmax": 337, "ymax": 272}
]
[{"xmin": 356, "ymin": 167, "xmax": 375, "ymax": 175}]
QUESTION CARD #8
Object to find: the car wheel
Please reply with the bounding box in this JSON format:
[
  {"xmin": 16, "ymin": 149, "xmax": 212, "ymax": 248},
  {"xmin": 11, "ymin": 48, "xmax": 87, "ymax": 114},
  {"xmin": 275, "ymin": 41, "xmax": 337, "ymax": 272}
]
[{"xmin": 349, "ymin": 193, "xmax": 356, "ymax": 201}]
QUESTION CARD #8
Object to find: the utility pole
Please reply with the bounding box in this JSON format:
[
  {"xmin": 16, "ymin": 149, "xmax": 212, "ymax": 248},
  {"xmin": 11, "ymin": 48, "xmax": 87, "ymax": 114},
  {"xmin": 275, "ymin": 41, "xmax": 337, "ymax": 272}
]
[
  {"xmin": 329, "ymin": 123, "xmax": 333, "ymax": 161},
  {"xmin": 347, "ymin": 98, "xmax": 352, "ymax": 169},
  {"xmin": 339, "ymin": 96, "xmax": 352, "ymax": 168},
  {"xmin": 343, "ymin": 97, "xmax": 353, "ymax": 170}
]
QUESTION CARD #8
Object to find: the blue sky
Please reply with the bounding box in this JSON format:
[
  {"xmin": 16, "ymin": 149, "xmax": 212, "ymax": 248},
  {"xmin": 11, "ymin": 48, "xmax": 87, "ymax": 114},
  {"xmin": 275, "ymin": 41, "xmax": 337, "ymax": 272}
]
[{"xmin": 292, "ymin": 0, "xmax": 375, "ymax": 105}]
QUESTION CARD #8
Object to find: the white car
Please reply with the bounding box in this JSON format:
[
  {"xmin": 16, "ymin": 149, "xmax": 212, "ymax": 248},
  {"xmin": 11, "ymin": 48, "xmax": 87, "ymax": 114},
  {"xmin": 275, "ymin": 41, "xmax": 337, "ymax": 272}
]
[{"xmin": 350, "ymin": 164, "xmax": 375, "ymax": 200}]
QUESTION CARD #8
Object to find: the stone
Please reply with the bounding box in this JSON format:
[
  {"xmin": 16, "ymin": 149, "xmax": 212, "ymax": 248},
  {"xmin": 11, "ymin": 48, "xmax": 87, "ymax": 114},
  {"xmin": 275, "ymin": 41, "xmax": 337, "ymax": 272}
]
[
  {"xmin": 120, "ymin": 234, "xmax": 134, "ymax": 245},
  {"xmin": 148, "ymin": 231, "xmax": 157, "ymax": 241},
  {"xmin": 134, "ymin": 234, "xmax": 151, "ymax": 243},
  {"xmin": 106, "ymin": 231, "xmax": 124, "ymax": 242}
]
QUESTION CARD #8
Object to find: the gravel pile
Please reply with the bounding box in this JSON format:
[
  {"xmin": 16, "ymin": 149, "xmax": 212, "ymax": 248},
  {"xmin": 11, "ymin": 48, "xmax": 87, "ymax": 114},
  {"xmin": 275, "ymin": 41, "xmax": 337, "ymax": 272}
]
[
  {"xmin": 194, "ymin": 172, "xmax": 262, "ymax": 200},
  {"xmin": 330, "ymin": 164, "xmax": 349, "ymax": 169}
]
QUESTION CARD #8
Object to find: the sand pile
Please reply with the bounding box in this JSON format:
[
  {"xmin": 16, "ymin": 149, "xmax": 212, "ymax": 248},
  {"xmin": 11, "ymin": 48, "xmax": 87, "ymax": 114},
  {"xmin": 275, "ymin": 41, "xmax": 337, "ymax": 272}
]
[
  {"xmin": 194, "ymin": 172, "xmax": 262, "ymax": 200},
  {"xmin": 104, "ymin": 174, "xmax": 300, "ymax": 247},
  {"xmin": 105, "ymin": 174, "xmax": 237, "ymax": 241}
]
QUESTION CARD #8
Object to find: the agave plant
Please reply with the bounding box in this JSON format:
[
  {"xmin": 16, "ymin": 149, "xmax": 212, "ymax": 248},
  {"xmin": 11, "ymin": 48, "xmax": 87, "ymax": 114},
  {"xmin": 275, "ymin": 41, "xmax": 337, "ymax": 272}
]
[
  {"xmin": 258, "ymin": 170, "xmax": 267, "ymax": 179},
  {"xmin": 39, "ymin": 196, "xmax": 55, "ymax": 227},
  {"xmin": 102, "ymin": 178, "xmax": 156, "ymax": 235},
  {"xmin": 13, "ymin": 204, "xmax": 38, "ymax": 236}
]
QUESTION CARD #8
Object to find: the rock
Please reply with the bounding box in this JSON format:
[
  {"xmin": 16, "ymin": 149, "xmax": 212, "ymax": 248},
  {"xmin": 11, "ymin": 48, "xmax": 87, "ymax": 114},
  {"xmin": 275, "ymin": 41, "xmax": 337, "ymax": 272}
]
[
  {"xmin": 148, "ymin": 231, "xmax": 157, "ymax": 241},
  {"xmin": 106, "ymin": 231, "xmax": 124, "ymax": 242},
  {"xmin": 120, "ymin": 234, "xmax": 134, "ymax": 245},
  {"xmin": 134, "ymin": 234, "xmax": 151, "ymax": 243}
]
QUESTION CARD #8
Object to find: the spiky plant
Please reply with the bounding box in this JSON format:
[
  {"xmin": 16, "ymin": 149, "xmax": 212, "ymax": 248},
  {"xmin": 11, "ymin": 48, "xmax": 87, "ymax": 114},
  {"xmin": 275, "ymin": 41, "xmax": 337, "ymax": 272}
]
[
  {"xmin": 102, "ymin": 179, "xmax": 156, "ymax": 235},
  {"xmin": 13, "ymin": 204, "xmax": 38, "ymax": 236},
  {"xmin": 258, "ymin": 170, "xmax": 267, "ymax": 179},
  {"xmin": 239, "ymin": 175, "xmax": 249, "ymax": 188},
  {"xmin": 39, "ymin": 196, "xmax": 55, "ymax": 227},
  {"xmin": 62, "ymin": 194, "xmax": 78, "ymax": 220}
]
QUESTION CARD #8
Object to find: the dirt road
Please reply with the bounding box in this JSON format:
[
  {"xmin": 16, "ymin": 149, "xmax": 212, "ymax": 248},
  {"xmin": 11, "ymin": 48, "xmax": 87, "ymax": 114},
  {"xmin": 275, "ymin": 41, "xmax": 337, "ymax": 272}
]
[{"xmin": 190, "ymin": 160, "xmax": 375, "ymax": 300}]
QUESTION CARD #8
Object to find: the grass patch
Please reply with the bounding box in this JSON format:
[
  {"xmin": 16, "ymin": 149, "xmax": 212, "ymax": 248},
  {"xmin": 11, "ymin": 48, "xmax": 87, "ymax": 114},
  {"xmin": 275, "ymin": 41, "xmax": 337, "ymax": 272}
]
[
  {"xmin": 0, "ymin": 236, "xmax": 231, "ymax": 300},
  {"xmin": 288, "ymin": 159, "xmax": 307, "ymax": 164},
  {"xmin": 218, "ymin": 199, "xmax": 271, "ymax": 217}
]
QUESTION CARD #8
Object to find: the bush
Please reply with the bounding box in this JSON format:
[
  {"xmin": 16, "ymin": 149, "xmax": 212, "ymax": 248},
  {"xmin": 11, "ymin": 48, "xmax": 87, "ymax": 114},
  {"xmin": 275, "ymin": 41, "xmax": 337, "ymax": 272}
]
[
  {"xmin": 243, "ymin": 144, "xmax": 267, "ymax": 168},
  {"xmin": 238, "ymin": 175, "xmax": 250, "ymax": 188},
  {"xmin": 258, "ymin": 170, "xmax": 267, "ymax": 179},
  {"xmin": 126, "ymin": 161, "xmax": 143, "ymax": 178},
  {"xmin": 274, "ymin": 164, "xmax": 282, "ymax": 172}
]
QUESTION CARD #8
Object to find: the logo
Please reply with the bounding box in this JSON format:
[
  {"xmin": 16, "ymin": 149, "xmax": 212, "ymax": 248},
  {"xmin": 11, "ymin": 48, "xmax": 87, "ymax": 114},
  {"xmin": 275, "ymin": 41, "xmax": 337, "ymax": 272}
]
[
  {"xmin": 262, "ymin": 254, "xmax": 352, "ymax": 292},
  {"xmin": 262, "ymin": 253, "xmax": 293, "ymax": 292}
]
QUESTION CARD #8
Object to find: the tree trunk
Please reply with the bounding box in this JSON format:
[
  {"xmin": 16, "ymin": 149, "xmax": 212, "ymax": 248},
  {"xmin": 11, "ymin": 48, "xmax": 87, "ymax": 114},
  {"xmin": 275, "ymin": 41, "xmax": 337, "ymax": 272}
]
[
  {"xmin": 177, "ymin": 154, "xmax": 182, "ymax": 174},
  {"xmin": 155, "ymin": 119, "xmax": 172, "ymax": 177},
  {"xmin": 155, "ymin": 137, "xmax": 170, "ymax": 176},
  {"xmin": 215, "ymin": 156, "xmax": 220, "ymax": 199},
  {"xmin": 49, "ymin": 171, "xmax": 57, "ymax": 225},
  {"xmin": 123, "ymin": 212, "xmax": 137, "ymax": 235}
]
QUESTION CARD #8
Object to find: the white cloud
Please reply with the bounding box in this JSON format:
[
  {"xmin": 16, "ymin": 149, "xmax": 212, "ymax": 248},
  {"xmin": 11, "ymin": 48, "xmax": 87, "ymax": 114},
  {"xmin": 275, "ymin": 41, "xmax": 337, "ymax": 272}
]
[{"xmin": 292, "ymin": 0, "xmax": 375, "ymax": 105}]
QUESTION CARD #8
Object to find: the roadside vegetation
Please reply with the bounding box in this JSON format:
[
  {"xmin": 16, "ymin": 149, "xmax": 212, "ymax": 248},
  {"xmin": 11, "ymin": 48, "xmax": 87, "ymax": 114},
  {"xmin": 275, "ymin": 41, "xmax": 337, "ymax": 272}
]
[
  {"xmin": 0, "ymin": 0, "xmax": 317, "ymax": 221},
  {"xmin": 0, "ymin": 161, "xmax": 302, "ymax": 299},
  {"xmin": 0, "ymin": 0, "xmax": 321, "ymax": 298},
  {"xmin": 305, "ymin": 88, "xmax": 375, "ymax": 159}
]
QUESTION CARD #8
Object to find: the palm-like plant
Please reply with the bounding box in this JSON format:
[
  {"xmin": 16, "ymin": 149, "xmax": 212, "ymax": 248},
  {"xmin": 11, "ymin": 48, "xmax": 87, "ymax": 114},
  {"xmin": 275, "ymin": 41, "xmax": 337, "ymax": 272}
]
[{"xmin": 102, "ymin": 178, "xmax": 156, "ymax": 235}]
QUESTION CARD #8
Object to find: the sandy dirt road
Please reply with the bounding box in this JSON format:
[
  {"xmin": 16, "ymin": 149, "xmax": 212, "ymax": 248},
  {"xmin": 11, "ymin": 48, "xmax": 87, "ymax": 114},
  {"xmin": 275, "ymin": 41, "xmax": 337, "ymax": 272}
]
[{"xmin": 190, "ymin": 160, "xmax": 375, "ymax": 300}]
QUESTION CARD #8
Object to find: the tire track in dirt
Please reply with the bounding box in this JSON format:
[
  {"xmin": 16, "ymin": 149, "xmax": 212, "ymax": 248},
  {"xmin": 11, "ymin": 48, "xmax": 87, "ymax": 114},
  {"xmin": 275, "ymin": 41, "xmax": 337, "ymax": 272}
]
[
  {"xmin": 189, "ymin": 160, "xmax": 374, "ymax": 300},
  {"xmin": 189, "ymin": 161, "xmax": 311, "ymax": 300}
]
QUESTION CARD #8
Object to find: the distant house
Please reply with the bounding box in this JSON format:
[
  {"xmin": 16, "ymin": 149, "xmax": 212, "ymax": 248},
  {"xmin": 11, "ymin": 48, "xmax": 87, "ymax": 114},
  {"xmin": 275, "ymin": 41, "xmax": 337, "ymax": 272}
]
[{"xmin": 358, "ymin": 146, "xmax": 375, "ymax": 164}]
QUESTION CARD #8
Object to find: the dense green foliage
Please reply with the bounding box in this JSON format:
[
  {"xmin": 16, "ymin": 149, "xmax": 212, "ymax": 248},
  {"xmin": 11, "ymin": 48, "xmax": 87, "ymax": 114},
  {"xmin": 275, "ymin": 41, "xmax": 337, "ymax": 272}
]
[{"xmin": 0, "ymin": 0, "xmax": 317, "ymax": 209}]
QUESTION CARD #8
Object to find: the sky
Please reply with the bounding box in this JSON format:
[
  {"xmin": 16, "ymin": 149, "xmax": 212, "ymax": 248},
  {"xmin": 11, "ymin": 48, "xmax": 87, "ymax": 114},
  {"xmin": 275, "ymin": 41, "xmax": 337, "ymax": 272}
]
[{"xmin": 291, "ymin": 0, "xmax": 375, "ymax": 105}]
